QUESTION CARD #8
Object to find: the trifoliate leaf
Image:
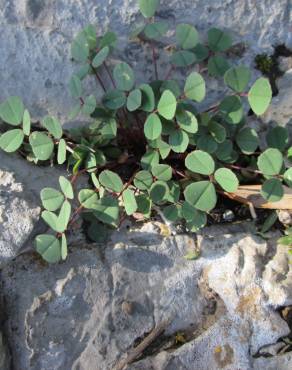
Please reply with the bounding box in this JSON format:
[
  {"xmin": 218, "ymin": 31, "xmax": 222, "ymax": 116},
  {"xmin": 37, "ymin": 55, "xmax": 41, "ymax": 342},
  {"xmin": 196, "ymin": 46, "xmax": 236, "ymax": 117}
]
[
  {"xmin": 214, "ymin": 168, "xmax": 239, "ymax": 192},
  {"xmin": 40, "ymin": 188, "xmax": 64, "ymax": 211},
  {"xmin": 184, "ymin": 72, "xmax": 205, "ymax": 102},
  {"xmin": 144, "ymin": 113, "xmax": 162, "ymax": 140},
  {"xmin": 208, "ymin": 28, "xmax": 232, "ymax": 52},
  {"xmin": 151, "ymin": 164, "xmax": 172, "ymax": 181},
  {"xmin": 0, "ymin": 96, "xmax": 24, "ymax": 126},
  {"xmin": 185, "ymin": 150, "xmax": 215, "ymax": 175},
  {"xmin": 261, "ymin": 178, "xmax": 284, "ymax": 202},
  {"xmin": 157, "ymin": 90, "xmax": 177, "ymax": 120},
  {"xmin": 169, "ymin": 129, "xmax": 189, "ymax": 153},
  {"xmin": 144, "ymin": 21, "xmax": 168, "ymax": 39},
  {"xmin": 134, "ymin": 170, "xmax": 153, "ymax": 190},
  {"xmin": 224, "ymin": 66, "xmax": 251, "ymax": 93},
  {"xmin": 208, "ymin": 56, "xmax": 230, "ymax": 77},
  {"xmin": 99, "ymin": 170, "xmax": 123, "ymax": 192},
  {"xmin": 29, "ymin": 132, "xmax": 54, "ymax": 160},
  {"xmin": 103, "ymin": 89, "xmax": 126, "ymax": 109},
  {"xmin": 113, "ymin": 62, "xmax": 135, "ymax": 91},
  {"xmin": 35, "ymin": 234, "xmax": 61, "ymax": 263},
  {"xmin": 0, "ymin": 129, "xmax": 24, "ymax": 152},
  {"xmin": 122, "ymin": 188, "xmax": 137, "ymax": 215},
  {"xmin": 257, "ymin": 148, "xmax": 283, "ymax": 175},
  {"xmin": 184, "ymin": 181, "xmax": 217, "ymax": 212},
  {"xmin": 92, "ymin": 196, "xmax": 119, "ymax": 226},
  {"xmin": 176, "ymin": 24, "xmax": 199, "ymax": 49},
  {"xmin": 170, "ymin": 50, "xmax": 196, "ymax": 67},
  {"xmin": 78, "ymin": 189, "xmax": 98, "ymax": 208},
  {"xmin": 248, "ymin": 78, "xmax": 272, "ymax": 115}
]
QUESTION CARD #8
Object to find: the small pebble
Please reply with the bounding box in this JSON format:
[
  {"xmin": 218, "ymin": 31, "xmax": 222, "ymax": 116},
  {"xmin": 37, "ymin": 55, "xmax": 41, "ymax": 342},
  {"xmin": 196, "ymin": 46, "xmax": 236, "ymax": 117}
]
[
  {"xmin": 278, "ymin": 210, "xmax": 292, "ymax": 225},
  {"xmin": 223, "ymin": 210, "xmax": 235, "ymax": 222},
  {"xmin": 121, "ymin": 300, "xmax": 134, "ymax": 315}
]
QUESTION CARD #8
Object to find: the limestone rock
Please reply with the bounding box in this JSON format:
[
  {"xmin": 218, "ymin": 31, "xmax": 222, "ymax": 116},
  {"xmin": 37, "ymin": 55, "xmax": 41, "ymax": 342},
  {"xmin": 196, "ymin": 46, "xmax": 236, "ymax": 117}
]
[{"xmin": 1, "ymin": 223, "xmax": 291, "ymax": 370}]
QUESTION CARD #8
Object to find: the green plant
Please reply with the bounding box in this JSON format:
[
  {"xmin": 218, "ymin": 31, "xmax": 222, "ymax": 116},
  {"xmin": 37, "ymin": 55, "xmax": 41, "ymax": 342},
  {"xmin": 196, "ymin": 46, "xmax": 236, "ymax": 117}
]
[{"xmin": 0, "ymin": 0, "xmax": 291, "ymax": 263}]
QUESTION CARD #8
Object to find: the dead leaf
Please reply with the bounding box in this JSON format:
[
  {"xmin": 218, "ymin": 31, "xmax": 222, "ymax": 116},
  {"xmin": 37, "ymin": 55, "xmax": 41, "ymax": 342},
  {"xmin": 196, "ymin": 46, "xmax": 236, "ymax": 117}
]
[{"xmin": 223, "ymin": 185, "xmax": 292, "ymax": 210}]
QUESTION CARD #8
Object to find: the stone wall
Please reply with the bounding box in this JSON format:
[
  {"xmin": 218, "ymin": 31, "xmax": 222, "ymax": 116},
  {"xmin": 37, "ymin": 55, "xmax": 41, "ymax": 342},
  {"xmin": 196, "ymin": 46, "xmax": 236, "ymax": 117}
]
[{"xmin": 0, "ymin": 0, "xmax": 291, "ymax": 122}]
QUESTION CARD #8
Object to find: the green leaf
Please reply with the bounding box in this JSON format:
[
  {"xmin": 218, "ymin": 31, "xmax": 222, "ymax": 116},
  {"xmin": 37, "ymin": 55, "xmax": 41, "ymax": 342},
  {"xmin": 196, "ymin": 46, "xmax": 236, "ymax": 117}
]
[
  {"xmin": 103, "ymin": 89, "xmax": 126, "ymax": 110},
  {"xmin": 197, "ymin": 134, "xmax": 218, "ymax": 154},
  {"xmin": 184, "ymin": 181, "xmax": 217, "ymax": 212},
  {"xmin": 100, "ymin": 118, "xmax": 117, "ymax": 139},
  {"xmin": 208, "ymin": 121, "xmax": 226, "ymax": 143},
  {"xmin": 29, "ymin": 132, "xmax": 54, "ymax": 160},
  {"xmin": 99, "ymin": 31, "xmax": 117, "ymax": 49},
  {"xmin": 68, "ymin": 104, "xmax": 81, "ymax": 120},
  {"xmin": 193, "ymin": 43, "xmax": 209, "ymax": 62},
  {"xmin": 224, "ymin": 66, "xmax": 251, "ymax": 93},
  {"xmin": 208, "ymin": 56, "xmax": 230, "ymax": 77},
  {"xmin": 41, "ymin": 210, "xmax": 59, "ymax": 232},
  {"xmin": 215, "ymin": 140, "xmax": 233, "ymax": 162},
  {"xmin": 134, "ymin": 170, "xmax": 153, "ymax": 190},
  {"xmin": 57, "ymin": 139, "xmax": 66, "ymax": 164},
  {"xmin": 59, "ymin": 176, "xmax": 74, "ymax": 199},
  {"xmin": 57, "ymin": 200, "xmax": 71, "ymax": 232},
  {"xmin": 40, "ymin": 188, "xmax": 64, "ymax": 211},
  {"xmin": 71, "ymin": 31, "xmax": 89, "ymax": 63},
  {"xmin": 208, "ymin": 28, "xmax": 232, "ymax": 52},
  {"xmin": 185, "ymin": 150, "xmax": 215, "ymax": 175},
  {"xmin": 136, "ymin": 194, "xmax": 152, "ymax": 217},
  {"xmin": 171, "ymin": 50, "xmax": 196, "ymax": 67},
  {"xmin": 169, "ymin": 129, "xmax": 189, "ymax": 153},
  {"xmin": 35, "ymin": 234, "xmax": 61, "ymax": 263},
  {"xmin": 127, "ymin": 89, "xmax": 142, "ymax": 111},
  {"xmin": 149, "ymin": 181, "xmax": 169, "ymax": 203},
  {"xmin": 182, "ymin": 201, "xmax": 198, "ymax": 221},
  {"xmin": 61, "ymin": 234, "xmax": 68, "ymax": 260},
  {"xmin": 184, "ymin": 206, "xmax": 207, "ymax": 231},
  {"xmin": 214, "ymin": 168, "xmax": 239, "ymax": 192},
  {"xmin": 236, "ymin": 127, "xmax": 259, "ymax": 154},
  {"xmin": 160, "ymin": 80, "xmax": 180, "ymax": 98},
  {"xmin": 92, "ymin": 46, "xmax": 109, "ymax": 68},
  {"xmin": 260, "ymin": 211, "xmax": 278, "ymax": 233},
  {"xmin": 140, "ymin": 84, "xmax": 155, "ymax": 112},
  {"xmin": 278, "ymin": 234, "xmax": 292, "ymax": 246},
  {"xmin": 113, "ymin": 62, "xmax": 135, "ymax": 91},
  {"xmin": 151, "ymin": 164, "xmax": 172, "ymax": 181},
  {"xmin": 257, "ymin": 148, "xmax": 283, "ymax": 175},
  {"xmin": 141, "ymin": 149, "xmax": 159, "ymax": 169},
  {"xmin": 0, "ymin": 96, "xmax": 24, "ymax": 126},
  {"xmin": 69, "ymin": 75, "xmax": 83, "ymax": 98},
  {"xmin": 219, "ymin": 95, "xmax": 243, "ymax": 124},
  {"xmin": 184, "ymin": 72, "xmax": 205, "ymax": 102},
  {"xmin": 42, "ymin": 116, "xmax": 63, "ymax": 139},
  {"xmin": 22, "ymin": 109, "xmax": 31, "ymax": 136},
  {"xmin": 82, "ymin": 24, "xmax": 97, "ymax": 49},
  {"xmin": 92, "ymin": 196, "xmax": 119, "ymax": 226},
  {"xmin": 122, "ymin": 188, "xmax": 137, "ymax": 215},
  {"xmin": 266, "ymin": 126, "xmax": 289, "ymax": 151},
  {"xmin": 176, "ymin": 24, "xmax": 199, "ymax": 49},
  {"xmin": 76, "ymin": 64, "xmax": 90, "ymax": 80},
  {"xmin": 144, "ymin": 21, "xmax": 168, "ymax": 40},
  {"xmin": 284, "ymin": 168, "xmax": 292, "ymax": 187},
  {"xmin": 138, "ymin": 0, "xmax": 159, "ymax": 18},
  {"xmin": 81, "ymin": 95, "xmax": 96, "ymax": 115},
  {"xmin": 78, "ymin": 189, "xmax": 98, "ymax": 208},
  {"xmin": 184, "ymin": 250, "xmax": 200, "ymax": 260},
  {"xmin": 144, "ymin": 113, "xmax": 162, "ymax": 140},
  {"xmin": 163, "ymin": 204, "xmax": 180, "ymax": 222},
  {"xmin": 248, "ymin": 78, "xmax": 272, "ymax": 115},
  {"xmin": 99, "ymin": 170, "xmax": 123, "ymax": 192},
  {"xmin": 86, "ymin": 221, "xmax": 109, "ymax": 243},
  {"xmin": 261, "ymin": 178, "xmax": 284, "ymax": 202},
  {"xmin": 176, "ymin": 110, "xmax": 198, "ymax": 134},
  {"xmin": 157, "ymin": 90, "xmax": 177, "ymax": 120},
  {"xmin": 0, "ymin": 129, "xmax": 24, "ymax": 153},
  {"xmin": 91, "ymin": 173, "xmax": 100, "ymax": 189}
]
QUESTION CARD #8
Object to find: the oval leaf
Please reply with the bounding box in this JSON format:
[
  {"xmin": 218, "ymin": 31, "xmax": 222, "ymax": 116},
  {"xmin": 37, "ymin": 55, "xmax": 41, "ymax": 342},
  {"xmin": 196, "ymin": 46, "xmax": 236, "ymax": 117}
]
[
  {"xmin": 0, "ymin": 129, "xmax": 24, "ymax": 152},
  {"xmin": 35, "ymin": 234, "xmax": 61, "ymax": 263},
  {"xmin": 248, "ymin": 78, "xmax": 272, "ymax": 115},
  {"xmin": 185, "ymin": 150, "xmax": 215, "ymax": 175},
  {"xmin": 214, "ymin": 168, "xmax": 239, "ymax": 192},
  {"xmin": 29, "ymin": 132, "xmax": 54, "ymax": 160},
  {"xmin": 157, "ymin": 90, "xmax": 177, "ymax": 120},
  {"xmin": 184, "ymin": 181, "xmax": 217, "ymax": 212}
]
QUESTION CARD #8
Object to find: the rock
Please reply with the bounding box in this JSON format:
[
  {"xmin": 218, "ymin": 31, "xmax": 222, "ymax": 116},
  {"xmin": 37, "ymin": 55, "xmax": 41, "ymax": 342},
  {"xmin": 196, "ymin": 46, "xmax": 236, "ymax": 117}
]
[
  {"xmin": 253, "ymin": 352, "xmax": 292, "ymax": 370},
  {"xmin": 0, "ymin": 0, "xmax": 292, "ymax": 121},
  {"xmin": 278, "ymin": 210, "xmax": 292, "ymax": 226},
  {"xmin": 262, "ymin": 69, "xmax": 292, "ymax": 126},
  {"xmin": 279, "ymin": 56, "xmax": 292, "ymax": 73},
  {"xmin": 0, "ymin": 152, "xmax": 69, "ymax": 267},
  {"xmin": 0, "ymin": 296, "xmax": 10, "ymax": 370},
  {"xmin": 1, "ymin": 222, "xmax": 291, "ymax": 370}
]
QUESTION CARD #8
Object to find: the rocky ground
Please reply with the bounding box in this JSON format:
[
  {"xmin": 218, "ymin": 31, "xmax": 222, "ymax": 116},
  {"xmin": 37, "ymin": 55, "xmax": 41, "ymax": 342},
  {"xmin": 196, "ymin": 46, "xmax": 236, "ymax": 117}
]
[{"xmin": 1, "ymin": 0, "xmax": 292, "ymax": 369}]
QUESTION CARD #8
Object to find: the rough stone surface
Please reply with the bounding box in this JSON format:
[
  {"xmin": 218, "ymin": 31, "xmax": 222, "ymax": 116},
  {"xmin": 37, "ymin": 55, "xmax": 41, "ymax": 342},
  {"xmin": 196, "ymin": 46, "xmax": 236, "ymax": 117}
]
[
  {"xmin": 0, "ymin": 152, "xmax": 69, "ymax": 267},
  {"xmin": 0, "ymin": 0, "xmax": 291, "ymax": 122},
  {"xmin": 254, "ymin": 353, "xmax": 292, "ymax": 370},
  {"xmin": 262, "ymin": 68, "xmax": 292, "ymax": 126},
  {"xmin": 1, "ymin": 222, "xmax": 291, "ymax": 370}
]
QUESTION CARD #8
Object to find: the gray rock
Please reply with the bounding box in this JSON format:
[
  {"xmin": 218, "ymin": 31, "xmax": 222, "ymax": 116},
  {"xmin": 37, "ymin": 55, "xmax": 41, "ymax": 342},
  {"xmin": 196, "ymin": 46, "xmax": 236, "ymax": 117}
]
[
  {"xmin": 1, "ymin": 222, "xmax": 291, "ymax": 370},
  {"xmin": 262, "ymin": 68, "xmax": 292, "ymax": 126},
  {"xmin": 0, "ymin": 0, "xmax": 291, "ymax": 122},
  {"xmin": 0, "ymin": 332, "xmax": 10, "ymax": 370},
  {"xmin": 253, "ymin": 352, "xmax": 292, "ymax": 370},
  {"xmin": 279, "ymin": 56, "xmax": 292, "ymax": 73},
  {"xmin": 0, "ymin": 152, "xmax": 69, "ymax": 267}
]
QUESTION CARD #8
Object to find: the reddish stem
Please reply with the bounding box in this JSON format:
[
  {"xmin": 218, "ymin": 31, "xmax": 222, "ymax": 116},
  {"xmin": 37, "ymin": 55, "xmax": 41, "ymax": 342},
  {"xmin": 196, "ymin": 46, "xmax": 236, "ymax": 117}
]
[{"xmin": 90, "ymin": 64, "xmax": 107, "ymax": 92}]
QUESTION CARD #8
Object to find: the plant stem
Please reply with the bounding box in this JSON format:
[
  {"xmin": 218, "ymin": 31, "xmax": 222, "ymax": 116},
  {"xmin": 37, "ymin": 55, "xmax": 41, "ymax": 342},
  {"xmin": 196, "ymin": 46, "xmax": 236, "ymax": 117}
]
[
  {"xmin": 90, "ymin": 64, "xmax": 107, "ymax": 92},
  {"xmin": 103, "ymin": 61, "xmax": 116, "ymax": 88},
  {"xmin": 151, "ymin": 44, "xmax": 158, "ymax": 80},
  {"xmin": 165, "ymin": 66, "xmax": 174, "ymax": 80}
]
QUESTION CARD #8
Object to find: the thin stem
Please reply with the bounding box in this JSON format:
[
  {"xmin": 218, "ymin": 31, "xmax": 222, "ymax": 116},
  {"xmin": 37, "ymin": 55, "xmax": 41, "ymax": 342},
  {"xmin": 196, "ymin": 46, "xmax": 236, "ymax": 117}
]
[
  {"xmin": 151, "ymin": 44, "xmax": 158, "ymax": 80},
  {"xmin": 90, "ymin": 64, "xmax": 107, "ymax": 92},
  {"xmin": 104, "ymin": 61, "xmax": 116, "ymax": 88},
  {"xmin": 164, "ymin": 66, "xmax": 174, "ymax": 80}
]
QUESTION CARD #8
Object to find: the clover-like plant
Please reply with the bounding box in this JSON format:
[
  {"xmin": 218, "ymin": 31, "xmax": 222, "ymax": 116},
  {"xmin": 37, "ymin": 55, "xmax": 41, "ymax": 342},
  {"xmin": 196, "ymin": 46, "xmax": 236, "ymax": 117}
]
[{"xmin": 0, "ymin": 0, "xmax": 290, "ymax": 263}]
